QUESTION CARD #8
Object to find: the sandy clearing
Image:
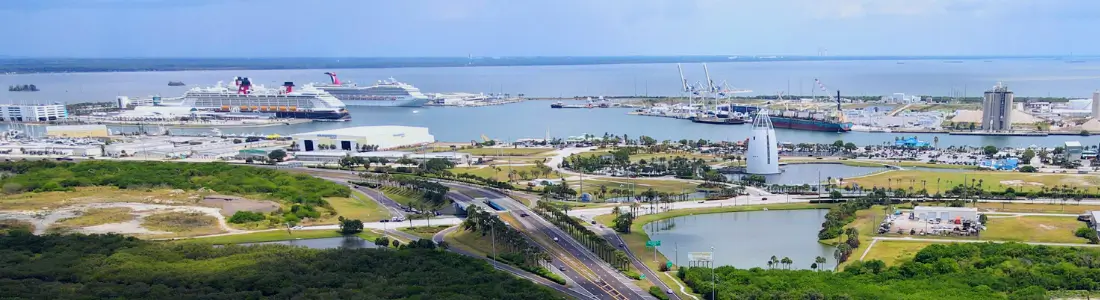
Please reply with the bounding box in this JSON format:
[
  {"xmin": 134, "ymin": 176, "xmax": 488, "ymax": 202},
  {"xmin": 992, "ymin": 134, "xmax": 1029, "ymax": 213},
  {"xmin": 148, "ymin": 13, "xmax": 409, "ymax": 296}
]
[{"xmin": 0, "ymin": 202, "xmax": 240, "ymax": 235}]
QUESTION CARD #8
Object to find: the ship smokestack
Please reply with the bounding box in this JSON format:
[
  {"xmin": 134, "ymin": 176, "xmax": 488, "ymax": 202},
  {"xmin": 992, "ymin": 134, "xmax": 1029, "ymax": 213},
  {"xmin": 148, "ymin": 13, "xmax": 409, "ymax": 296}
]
[
  {"xmin": 283, "ymin": 82, "xmax": 295, "ymax": 93},
  {"xmin": 325, "ymin": 72, "xmax": 340, "ymax": 85},
  {"xmin": 836, "ymin": 90, "xmax": 841, "ymax": 111},
  {"xmin": 238, "ymin": 77, "xmax": 252, "ymax": 94}
]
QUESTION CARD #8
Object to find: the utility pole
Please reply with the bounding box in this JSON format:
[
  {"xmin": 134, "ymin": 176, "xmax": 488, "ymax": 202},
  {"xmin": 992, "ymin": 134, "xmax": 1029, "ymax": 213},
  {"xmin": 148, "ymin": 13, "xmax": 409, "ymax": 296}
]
[{"xmin": 491, "ymin": 223, "xmax": 497, "ymax": 258}]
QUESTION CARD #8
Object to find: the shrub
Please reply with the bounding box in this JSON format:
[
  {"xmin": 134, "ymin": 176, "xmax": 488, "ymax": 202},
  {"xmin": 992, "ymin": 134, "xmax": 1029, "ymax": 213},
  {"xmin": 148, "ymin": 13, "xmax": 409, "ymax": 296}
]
[
  {"xmin": 227, "ymin": 211, "xmax": 266, "ymax": 224},
  {"xmin": 649, "ymin": 286, "xmax": 670, "ymax": 300}
]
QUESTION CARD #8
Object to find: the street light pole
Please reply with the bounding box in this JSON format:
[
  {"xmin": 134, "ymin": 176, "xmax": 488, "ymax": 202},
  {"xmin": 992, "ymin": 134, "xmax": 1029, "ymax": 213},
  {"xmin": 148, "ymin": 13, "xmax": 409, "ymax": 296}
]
[{"xmin": 711, "ymin": 246, "xmax": 716, "ymax": 300}]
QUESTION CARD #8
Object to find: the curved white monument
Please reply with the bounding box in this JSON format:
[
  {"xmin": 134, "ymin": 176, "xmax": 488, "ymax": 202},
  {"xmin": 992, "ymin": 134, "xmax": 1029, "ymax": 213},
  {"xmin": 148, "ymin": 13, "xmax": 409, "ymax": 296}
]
[{"xmin": 746, "ymin": 109, "xmax": 780, "ymax": 174}]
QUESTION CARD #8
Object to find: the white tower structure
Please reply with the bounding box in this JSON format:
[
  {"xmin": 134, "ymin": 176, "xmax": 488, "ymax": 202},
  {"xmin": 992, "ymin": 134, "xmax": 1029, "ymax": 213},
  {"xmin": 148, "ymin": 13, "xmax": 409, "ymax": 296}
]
[
  {"xmin": 1092, "ymin": 90, "xmax": 1099, "ymax": 119},
  {"xmin": 747, "ymin": 108, "xmax": 780, "ymax": 174}
]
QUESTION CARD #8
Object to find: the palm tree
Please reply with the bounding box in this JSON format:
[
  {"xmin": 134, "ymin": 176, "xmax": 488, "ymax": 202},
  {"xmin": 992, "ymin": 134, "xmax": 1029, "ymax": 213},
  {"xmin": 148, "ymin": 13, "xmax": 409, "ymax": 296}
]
[
  {"xmin": 781, "ymin": 257, "xmax": 793, "ymax": 270},
  {"xmin": 815, "ymin": 256, "xmax": 827, "ymax": 272},
  {"xmin": 769, "ymin": 255, "xmax": 778, "ymax": 269}
]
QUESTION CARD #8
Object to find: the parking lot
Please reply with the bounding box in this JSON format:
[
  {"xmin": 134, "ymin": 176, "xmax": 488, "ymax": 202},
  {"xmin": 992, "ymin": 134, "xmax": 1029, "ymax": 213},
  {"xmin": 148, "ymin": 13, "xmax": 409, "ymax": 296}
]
[{"xmin": 878, "ymin": 211, "xmax": 982, "ymax": 237}]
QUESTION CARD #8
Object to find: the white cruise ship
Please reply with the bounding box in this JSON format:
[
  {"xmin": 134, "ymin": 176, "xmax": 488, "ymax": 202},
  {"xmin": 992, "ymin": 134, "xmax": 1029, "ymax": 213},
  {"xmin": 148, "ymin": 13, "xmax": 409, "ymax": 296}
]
[
  {"xmin": 313, "ymin": 72, "xmax": 431, "ymax": 107},
  {"xmin": 154, "ymin": 77, "xmax": 349, "ymax": 119}
]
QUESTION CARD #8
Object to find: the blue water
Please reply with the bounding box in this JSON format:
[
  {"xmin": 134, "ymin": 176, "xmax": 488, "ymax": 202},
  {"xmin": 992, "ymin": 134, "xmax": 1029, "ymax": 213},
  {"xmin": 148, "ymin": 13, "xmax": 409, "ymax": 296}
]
[{"xmin": 2, "ymin": 60, "xmax": 1099, "ymax": 147}]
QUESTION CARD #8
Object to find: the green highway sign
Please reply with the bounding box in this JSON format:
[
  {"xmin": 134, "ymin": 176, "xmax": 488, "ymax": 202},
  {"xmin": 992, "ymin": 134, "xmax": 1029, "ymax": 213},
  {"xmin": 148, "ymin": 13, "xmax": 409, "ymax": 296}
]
[
  {"xmin": 645, "ymin": 240, "xmax": 662, "ymax": 247},
  {"xmin": 667, "ymin": 261, "xmax": 673, "ymax": 268},
  {"xmin": 639, "ymin": 274, "xmax": 646, "ymax": 279}
]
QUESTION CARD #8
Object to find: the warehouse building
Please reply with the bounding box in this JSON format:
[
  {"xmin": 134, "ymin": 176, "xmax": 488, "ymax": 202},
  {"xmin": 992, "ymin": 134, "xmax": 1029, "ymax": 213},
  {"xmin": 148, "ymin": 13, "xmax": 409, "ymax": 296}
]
[
  {"xmin": 46, "ymin": 125, "xmax": 110, "ymax": 138},
  {"xmin": 0, "ymin": 104, "xmax": 68, "ymax": 122},
  {"xmin": 292, "ymin": 126, "xmax": 434, "ymax": 152},
  {"xmin": 913, "ymin": 206, "xmax": 978, "ymax": 222}
]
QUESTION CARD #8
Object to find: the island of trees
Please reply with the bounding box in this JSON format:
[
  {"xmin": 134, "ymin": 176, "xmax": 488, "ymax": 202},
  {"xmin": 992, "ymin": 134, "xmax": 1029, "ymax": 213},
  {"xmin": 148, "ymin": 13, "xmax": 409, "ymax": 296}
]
[
  {"xmin": 7, "ymin": 84, "xmax": 38, "ymax": 92},
  {"xmin": 679, "ymin": 242, "xmax": 1100, "ymax": 299},
  {"xmin": 0, "ymin": 232, "xmax": 563, "ymax": 299}
]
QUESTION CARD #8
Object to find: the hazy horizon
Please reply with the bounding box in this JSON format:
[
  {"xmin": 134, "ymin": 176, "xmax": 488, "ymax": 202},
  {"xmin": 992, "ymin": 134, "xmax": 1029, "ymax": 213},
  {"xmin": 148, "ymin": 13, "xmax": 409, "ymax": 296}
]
[{"xmin": 3, "ymin": 0, "xmax": 1097, "ymax": 58}]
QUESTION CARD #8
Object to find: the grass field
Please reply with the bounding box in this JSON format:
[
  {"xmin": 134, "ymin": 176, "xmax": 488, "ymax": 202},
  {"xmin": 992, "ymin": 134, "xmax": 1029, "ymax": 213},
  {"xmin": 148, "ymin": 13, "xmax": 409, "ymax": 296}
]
[
  {"xmin": 183, "ymin": 229, "xmax": 344, "ymax": 244},
  {"xmin": 380, "ymin": 186, "xmax": 425, "ymax": 207},
  {"xmin": 981, "ymin": 215, "xmax": 1087, "ymax": 244},
  {"xmin": 0, "ymin": 186, "xmax": 203, "ymax": 211},
  {"xmin": 447, "ymin": 228, "xmax": 496, "ymax": 257},
  {"xmin": 831, "ymin": 206, "xmax": 887, "ymax": 268},
  {"xmin": 846, "ymin": 170, "xmax": 1100, "ymax": 194},
  {"xmin": 458, "ymin": 147, "xmax": 554, "ymax": 156},
  {"xmin": 860, "ymin": 240, "xmax": 934, "ymax": 266},
  {"xmin": 451, "ymin": 165, "xmax": 544, "ymax": 182},
  {"xmin": 327, "ymin": 190, "xmax": 390, "ymax": 222},
  {"xmin": 142, "ymin": 211, "xmax": 222, "ymax": 237},
  {"xmin": 54, "ymin": 207, "xmax": 134, "ymax": 228},
  {"xmin": 400, "ymin": 225, "xmax": 451, "ymax": 239},
  {"xmin": 628, "ymin": 152, "xmax": 718, "ymax": 164},
  {"xmin": 568, "ymin": 177, "xmax": 696, "ymax": 199},
  {"xmin": 977, "ymin": 202, "xmax": 1100, "ymax": 214}
]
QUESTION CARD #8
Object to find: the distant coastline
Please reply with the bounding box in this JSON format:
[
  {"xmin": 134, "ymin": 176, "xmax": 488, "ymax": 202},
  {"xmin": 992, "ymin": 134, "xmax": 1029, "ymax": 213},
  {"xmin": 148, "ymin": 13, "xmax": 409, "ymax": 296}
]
[{"xmin": 0, "ymin": 55, "xmax": 1084, "ymax": 74}]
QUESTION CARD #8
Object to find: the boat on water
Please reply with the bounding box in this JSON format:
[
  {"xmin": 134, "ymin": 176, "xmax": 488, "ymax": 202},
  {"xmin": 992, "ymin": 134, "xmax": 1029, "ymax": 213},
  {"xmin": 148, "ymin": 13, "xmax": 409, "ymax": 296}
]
[
  {"xmin": 148, "ymin": 77, "xmax": 349, "ymax": 120},
  {"xmin": 313, "ymin": 72, "xmax": 430, "ymax": 107},
  {"xmin": 550, "ymin": 101, "xmax": 591, "ymax": 108},
  {"xmin": 168, "ymin": 81, "xmax": 185, "ymax": 86},
  {"xmin": 690, "ymin": 116, "xmax": 746, "ymax": 125},
  {"xmin": 767, "ymin": 91, "xmax": 852, "ymax": 132}
]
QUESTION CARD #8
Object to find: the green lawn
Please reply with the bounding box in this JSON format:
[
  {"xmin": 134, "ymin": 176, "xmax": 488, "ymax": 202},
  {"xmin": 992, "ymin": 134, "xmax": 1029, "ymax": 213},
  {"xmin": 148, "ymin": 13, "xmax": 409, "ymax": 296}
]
[
  {"xmin": 327, "ymin": 190, "xmax": 390, "ymax": 222},
  {"xmin": 459, "ymin": 147, "xmax": 553, "ymax": 156},
  {"xmin": 861, "ymin": 241, "xmax": 934, "ymax": 266},
  {"xmin": 400, "ymin": 225, "xmax": 452, "ymax": 239},
  {"xmin": 976, "ymin": 202, "xmax": 1100, "ymax": 214},
  {"xmin": 451, "ymin": 165, "xmax": 544, "ymax": 182},
  {"xmin": 846, "ymin": 170, "xmax": 1100, "ymax": 194},
  {"xmin": 981, "ymin": 216, "xmax": 1087, "ymax": 244},
  {"xmin": 182, "ymin": 229, "xmax": 343, "ymax": 244},
  {"xmin": 380, "ymin": 186, "xmax": 425, "ymax": 207}
]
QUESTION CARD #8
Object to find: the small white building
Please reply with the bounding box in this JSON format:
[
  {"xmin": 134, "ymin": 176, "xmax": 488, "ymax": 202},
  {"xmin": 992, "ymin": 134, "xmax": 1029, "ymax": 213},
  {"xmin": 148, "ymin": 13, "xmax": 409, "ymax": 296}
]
[
  {"xmin": 292, "ymin": 126, "xmax": 434, "ymax": 152},
  {"xmin": 913, "ymin": 206, "xmax": 978, "ymax": 222},
  {"xmin": 1065, "ymin": 141, "xmax": 1084, "ymax": 163}
]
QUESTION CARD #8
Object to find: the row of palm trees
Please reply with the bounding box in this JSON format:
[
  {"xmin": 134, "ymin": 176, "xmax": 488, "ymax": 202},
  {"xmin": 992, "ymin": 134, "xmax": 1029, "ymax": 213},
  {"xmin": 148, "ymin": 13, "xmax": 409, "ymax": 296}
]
[
  {"xmin": 462, "ymin": 206, "xmax": 551, "ymax": 269},
  {"xmin": 765, "ymin": 255, "xmax": 831, "ymax": 271},
  {"xmin": 535, "ymin": 201, "xmax": 631, "ymax": 270}
]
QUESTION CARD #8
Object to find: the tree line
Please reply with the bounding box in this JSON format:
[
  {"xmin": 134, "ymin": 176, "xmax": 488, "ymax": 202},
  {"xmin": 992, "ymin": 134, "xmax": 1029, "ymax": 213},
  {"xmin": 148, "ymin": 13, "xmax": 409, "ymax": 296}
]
[
  {"xmin": 0, "ymin": 232, "xmax": 562, "ymax": 299},
  {"xmin": 0, "ymin": 160, "xmax": 349, "ymax": 207},
  {"xmin": 534, "ymin": 201, "xmax": 631, "ymax": 270},
  {"xmin": 679, "ymin": 242, "xmax": 1100, "ymax": 299}
]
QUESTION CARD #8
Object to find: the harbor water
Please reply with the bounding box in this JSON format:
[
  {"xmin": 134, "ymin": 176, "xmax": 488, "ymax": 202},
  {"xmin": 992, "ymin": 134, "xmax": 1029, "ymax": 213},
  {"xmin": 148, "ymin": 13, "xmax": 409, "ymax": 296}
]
[
  {"xmin": 644, "ymin": 209, "xmax": 835, "ymax": 269},
  {"xmin": 2, "ymin": 60, "xmax": 1099, "ymax": 147}
]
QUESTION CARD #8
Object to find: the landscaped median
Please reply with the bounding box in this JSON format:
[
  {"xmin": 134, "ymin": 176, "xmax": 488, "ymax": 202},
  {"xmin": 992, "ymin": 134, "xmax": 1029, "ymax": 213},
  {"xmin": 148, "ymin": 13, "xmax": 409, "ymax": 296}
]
[{"xmin": 593, "ymin": 202, "xmax": 833, "ymax": 299}]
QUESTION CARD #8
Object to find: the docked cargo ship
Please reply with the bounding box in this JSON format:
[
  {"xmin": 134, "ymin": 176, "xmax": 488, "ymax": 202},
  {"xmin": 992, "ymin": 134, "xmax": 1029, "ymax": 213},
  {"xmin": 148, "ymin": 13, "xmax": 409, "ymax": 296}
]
[
  {"xmin": 767, "ymin": 91, "xmax": 852, "ymax": 132},
  {"xmin": 154, "ymin": 77, "xmax": 349, "ymax": 120},
  {"xmin": 313, "ymin": 72, "xmax": 430, "ymax": 107}
]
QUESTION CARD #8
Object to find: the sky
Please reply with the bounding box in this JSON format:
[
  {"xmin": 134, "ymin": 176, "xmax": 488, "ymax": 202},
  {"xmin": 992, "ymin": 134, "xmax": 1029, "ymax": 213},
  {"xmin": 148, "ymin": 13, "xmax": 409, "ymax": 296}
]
[{"xmin": 1, "ymin": 0, "xmax": 1097, "ymax": 57}]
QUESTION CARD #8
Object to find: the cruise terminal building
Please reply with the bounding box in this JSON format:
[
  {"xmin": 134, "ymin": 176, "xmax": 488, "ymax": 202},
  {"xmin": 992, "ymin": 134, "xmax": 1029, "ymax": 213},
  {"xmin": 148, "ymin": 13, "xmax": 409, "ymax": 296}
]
[{"xmin": 292, "ymin": 126, "xmax": 434, "ymax": 151}]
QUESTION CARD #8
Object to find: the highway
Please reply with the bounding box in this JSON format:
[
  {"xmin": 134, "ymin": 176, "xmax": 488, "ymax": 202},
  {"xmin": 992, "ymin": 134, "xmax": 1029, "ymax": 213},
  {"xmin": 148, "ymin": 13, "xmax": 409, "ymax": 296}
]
[
  {"xmin": 429, "ymin": 226, "xmax": 592, "ymax": 299},
  {"xmin": 447, "ymin": 183, "xmax": 651, "ymax": 300}
]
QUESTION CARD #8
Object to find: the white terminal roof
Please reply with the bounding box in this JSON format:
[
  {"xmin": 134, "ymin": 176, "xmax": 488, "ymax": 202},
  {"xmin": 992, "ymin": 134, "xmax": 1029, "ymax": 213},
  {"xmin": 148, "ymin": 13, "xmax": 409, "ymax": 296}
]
[
  {"xmin": 293, "ymin": 126, "xmax": 427, "ymax": 137},
  {"xmin": 1065, "ymin": 141, "xmax": 1082, "ymax": 147}
]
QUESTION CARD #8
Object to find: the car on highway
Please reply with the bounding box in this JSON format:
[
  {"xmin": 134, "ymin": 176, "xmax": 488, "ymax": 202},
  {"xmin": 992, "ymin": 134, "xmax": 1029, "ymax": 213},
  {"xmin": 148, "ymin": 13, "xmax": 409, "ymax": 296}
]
[
  {"xmin": 520, "ymin": 213, "xmax": 529, "ymax": 217},
  {"xmin": 557, "ymin": 265, "xmax": 565, "ymax": 271},
  {"xmin": 761, "ymin": 197, "xmax": 768, "ymax": 201},
  {"xmin": 553, "ymin": 237, "xmax": 559, "ymax": 242},
  {"xmin": 667, "ymin": 288, "xmax": 674, "ymax": 294},
  {"xmin": 379, "ymin": 219, "xmax": 390, "ymax": 223}
]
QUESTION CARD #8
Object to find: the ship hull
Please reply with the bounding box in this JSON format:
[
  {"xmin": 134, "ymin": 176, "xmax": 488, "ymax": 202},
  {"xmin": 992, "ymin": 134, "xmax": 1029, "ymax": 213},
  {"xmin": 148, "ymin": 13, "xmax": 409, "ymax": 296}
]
[
  {"xmin": 339, "ymin": 98, "xmax": 429, "ymax": 107},
  {"xmin": 768, "ymin": 116, "xmax": 852, "ymax": 132},
  {"xmin": 274, "ymin": 110, "xmax": 349, "ymax": 120}
]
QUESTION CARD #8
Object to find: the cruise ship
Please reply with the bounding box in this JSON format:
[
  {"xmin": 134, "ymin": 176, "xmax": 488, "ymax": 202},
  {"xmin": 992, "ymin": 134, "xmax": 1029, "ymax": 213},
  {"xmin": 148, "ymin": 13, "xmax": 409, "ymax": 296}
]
[
  {"xmin": 155, "ymin": 77, "xmax": 349, "ymax": 119},
  {"xmin": 313, "ymin": 72, "xmax": 430, "ymax": 107}
]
